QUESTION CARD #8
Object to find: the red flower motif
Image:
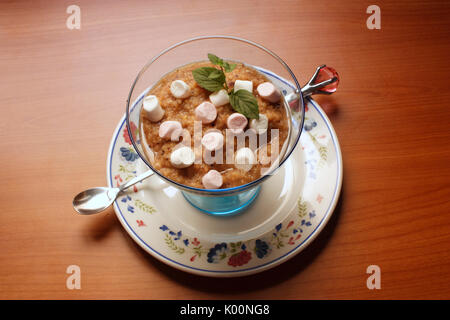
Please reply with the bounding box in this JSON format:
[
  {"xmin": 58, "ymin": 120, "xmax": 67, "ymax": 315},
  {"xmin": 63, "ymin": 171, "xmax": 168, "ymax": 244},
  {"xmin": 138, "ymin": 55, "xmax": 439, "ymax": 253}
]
[
  {"xmin": 286, "ymin": 220, "xmax": 294, "ymax": 229},
  {"xmin": 190, "ymin": 255, "xmax": 197, "ymax": 262},
  {"xmin": 192, "ymin": 238, "xmax": 200, "ymax": 246},
  {"xmin": 288, "ymin": 234, "xmax": 302, "ymax": 245},
  {"xmin": 123, "ymin": 122, "xmax": 138, "ymax": 145},
  {"xmin": 133, "ymin": 185, "xmax": 138, "ymax": 193},
  {"xmin": 136, "ymin": 220, "xmax": 146, "ymax": 227},
  {"xmin": 316, "ymin": 194, "xmax": 323, "ymax": 203},
  {"xmin": 227, "ymin": 250, "xmax": 252, "ymax": 267},
  {"xmin": 114, "ymin": 175, "xmax": 122, "ymax": 187}
]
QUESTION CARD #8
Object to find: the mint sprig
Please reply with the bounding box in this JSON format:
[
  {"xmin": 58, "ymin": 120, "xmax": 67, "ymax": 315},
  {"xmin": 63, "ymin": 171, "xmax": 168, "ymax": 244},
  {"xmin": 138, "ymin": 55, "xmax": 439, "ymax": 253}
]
[
  {"xmin": 229, "ymin": 90, "xmax": 259, "ymax": 120},
  {"xmin": 192, "ymin": 67, "xmax": 226, "ymax": 92},
  {"xmin": 192, "ymin": 53, "xmax": 259, "ymax": 119},
  {"xmin": 208, "ymin": 53, "xmax": 236, "ymax": 72}
]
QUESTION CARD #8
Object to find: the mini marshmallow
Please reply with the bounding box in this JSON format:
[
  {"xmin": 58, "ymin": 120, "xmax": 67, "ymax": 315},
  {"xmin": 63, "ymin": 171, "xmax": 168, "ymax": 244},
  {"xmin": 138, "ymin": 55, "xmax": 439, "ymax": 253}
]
[
  {"xmin": 170, "ymin": 146, "xmax": 195, "ymax": 169},
  {"xmin": 159, "ymin": 121, "xmax": 182, "ymax": 140},
  {"xmin": 249, "ymin": 114, "xmax": 269, "ymax": 134},
  {"xmin": 235, "ymin": 147, "xmax": 256, "ymax": 172},
  {"xmin": 170, "ymin": 80, "xmax": 191, "ymax": 99},
  {"xmin": 209, "ymin": 89, "xmax": 229, "ymax": 106},
  {"xmin": 201, "ymin": 131, "xmax": 224, "ymax": 151},
  {"xmin": 234, "ymin": 80, "xmax": 253, "ymax": 93},
  {"xmin": 227, "ymin": 113, "xmax": 248, "ymax": 134},
  {"xmin": 143, "ymin": 95, "xmax": 165, "ymax": 122},
  {"xmin": 257, "ymin": 82, "xmax": 281, "ymax": 103},
  {"xmin": 195, "ymin": 101, "xmax": 217, "ymax": 124},
  {"xmin": 202, "ymin": 170, "xmax": 223, "ymax": 189}
]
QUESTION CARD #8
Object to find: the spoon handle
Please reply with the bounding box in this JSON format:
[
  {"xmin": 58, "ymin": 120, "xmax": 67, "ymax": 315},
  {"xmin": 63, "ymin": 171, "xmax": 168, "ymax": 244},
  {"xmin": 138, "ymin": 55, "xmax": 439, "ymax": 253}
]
[{"xmin": 119, "ymin": 170, "xmax": 155, "ymax": 192}]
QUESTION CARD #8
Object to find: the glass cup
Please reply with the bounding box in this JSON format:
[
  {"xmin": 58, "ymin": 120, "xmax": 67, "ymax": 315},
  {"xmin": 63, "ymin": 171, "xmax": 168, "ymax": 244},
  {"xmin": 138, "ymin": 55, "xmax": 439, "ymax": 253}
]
[{"xmin": 125, "ymin": 36, "xmax": 337, "ymax": 215}]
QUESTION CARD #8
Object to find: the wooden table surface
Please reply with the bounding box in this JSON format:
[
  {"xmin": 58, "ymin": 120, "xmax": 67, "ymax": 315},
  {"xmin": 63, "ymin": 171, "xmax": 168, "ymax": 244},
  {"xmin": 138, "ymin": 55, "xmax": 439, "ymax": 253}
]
[{"xmin": 1, "ymin": 0, "xmax": 449, "ymax": 300}]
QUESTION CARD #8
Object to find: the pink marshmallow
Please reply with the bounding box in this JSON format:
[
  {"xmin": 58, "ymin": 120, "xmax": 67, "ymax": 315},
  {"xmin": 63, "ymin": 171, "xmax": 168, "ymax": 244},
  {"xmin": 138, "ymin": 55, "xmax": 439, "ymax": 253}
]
[
  {"xmin": 195, "ymin": 101, "xmax": 217, "ymax": 124},
  {"xmin": 201, "ymin": 132, "xmax": 224, "ymax": 151},
  {"xmin": 159, "ymin": 121, "xmax": 182, "ymax": 140},
  {"xmin": 257, "ymin": 82, "xmax": 281, "ymax": 103},
  {"xmin": 202, "ymin": 170, "xmax": 223, "ymax": 189},
  {"xmin": 227, "ymin": 113, "xmax": 248, "ymax": 134}
]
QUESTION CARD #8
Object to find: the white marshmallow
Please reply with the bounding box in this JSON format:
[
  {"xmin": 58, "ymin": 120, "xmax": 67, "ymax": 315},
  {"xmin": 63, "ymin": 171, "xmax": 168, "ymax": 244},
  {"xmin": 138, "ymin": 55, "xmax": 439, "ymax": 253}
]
[
  {"xmin": 209, "ymin": 89, "xmax": 230, "ymax": 107},
  {"xmin": 159, "ymin": 121, "xmax": 182, "ymax": 140},
  {"xmin": 249, "ymin": 114, "xmax": 269, "ymax": 134},
  {"xmin": 201, "ymin": 131, "xmax": 224, "ymax": 151},
  {"xmin": 257, "ymin": 82, "xmax": 281, "ymax": 103},
  {"xmin": 170, "ymin": 146, "xmax": 195, "ymax": 169},
  {"xmin": 234, "ymin": 80, "xmax": 253, "ymax": 93},
  {"xmin": 195, "ymin": 101, "xmax": 217, "ymax": 124},
  {"xmin": 209, "ymin": 89, "xmax": 230, "ymax": 106},
  {"xmin": 202, "ymin": 170, "xmax": 223, "ymax": 189},
  {"xmin": 143, "ymin": 95, "xmax": 164, "ymax": 122},
  {"xmin": 170, "ymin": 80, "xmax": 191, "ymax": 99},
  {"xmin": 227, "ymin": 113, "xmax": 248, "ymax": 134},
  {"xmin": 235, "ymin": 147, "xmax": 256, "ymax": 172}
]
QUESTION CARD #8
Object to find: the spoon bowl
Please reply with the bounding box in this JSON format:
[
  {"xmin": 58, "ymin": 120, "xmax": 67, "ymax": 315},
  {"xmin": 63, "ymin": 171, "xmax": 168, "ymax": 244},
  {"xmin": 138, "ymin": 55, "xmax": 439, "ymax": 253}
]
[
  {"xmin": 72, "ymin": 170, "xmax": 155, "ymax": 215},
  {"xmin": 73, "ymin": 187, "xmax": 120, "ymax": 215}
]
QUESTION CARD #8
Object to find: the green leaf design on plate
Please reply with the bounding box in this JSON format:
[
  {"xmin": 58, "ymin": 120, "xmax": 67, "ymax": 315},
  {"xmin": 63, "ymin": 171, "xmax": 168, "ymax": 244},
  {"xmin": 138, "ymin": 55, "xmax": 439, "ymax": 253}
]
[
  {"xmin": 298, "ymin": 197, "xmax": 307, "ymax": 218},
  {"xmin": 134, "ymin": 199, "xmax": 156, "ymax": 214},
  {"xmin": 164, "ymin": 234, "xmax": 185, "ymax": 254}
]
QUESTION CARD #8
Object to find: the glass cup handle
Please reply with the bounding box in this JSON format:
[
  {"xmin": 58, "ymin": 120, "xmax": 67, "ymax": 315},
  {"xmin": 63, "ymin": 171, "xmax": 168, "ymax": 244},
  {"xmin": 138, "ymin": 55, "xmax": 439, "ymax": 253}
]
[{"xmin": 285, "ymin": 65, "xmax": 339, "ymax": 110}]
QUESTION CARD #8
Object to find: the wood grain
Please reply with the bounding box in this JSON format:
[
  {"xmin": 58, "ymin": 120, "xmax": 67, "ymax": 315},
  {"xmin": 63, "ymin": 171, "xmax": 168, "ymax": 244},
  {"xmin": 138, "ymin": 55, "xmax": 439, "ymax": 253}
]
[{"xmin": 0, "ymin": 0, "xmax": 449, "ymax": 299}]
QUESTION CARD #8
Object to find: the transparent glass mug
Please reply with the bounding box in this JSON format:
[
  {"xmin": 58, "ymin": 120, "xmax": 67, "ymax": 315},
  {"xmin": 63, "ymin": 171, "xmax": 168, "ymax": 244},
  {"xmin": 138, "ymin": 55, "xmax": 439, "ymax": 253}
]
[{"xmin": 126, "ymin": 36, "xmax": 338, "ymax": 215}]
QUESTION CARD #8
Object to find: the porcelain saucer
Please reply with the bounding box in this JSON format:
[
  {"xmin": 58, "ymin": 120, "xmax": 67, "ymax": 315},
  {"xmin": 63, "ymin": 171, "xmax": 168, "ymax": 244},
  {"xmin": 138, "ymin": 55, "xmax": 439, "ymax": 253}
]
[{"xmin": 107, "ymin": 71, "xmax": 342, "ymax": 277}]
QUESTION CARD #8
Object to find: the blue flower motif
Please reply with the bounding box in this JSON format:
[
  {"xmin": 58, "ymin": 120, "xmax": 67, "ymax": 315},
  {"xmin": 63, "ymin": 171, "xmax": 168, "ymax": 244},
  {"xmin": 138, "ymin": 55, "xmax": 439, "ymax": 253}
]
[
  {"xmin": 304, "ymin": 119, "xmax": 317, "ymax": 131},
  {"xmin": 309, "ymin": 210, "xmax": 316, "ymax": 218},
  {"xmin": 121, "ymin": 195, "xmax": 132, "ymax": 203},
  {"xmin": 183, "ymin": 239, "xmax": 189, "ymax": 246},
  {"xmin": 159, "ymin": 225, "xmax": 168, "ymax": 231},
  {"xmin": 127, "ymin": 205, "xmax": 134, "ymax": 213},
  {"xmin": 174, "ymin": 231, "xmax": 182, "ymax": 241},
  {"xmin": 207, "ymin": 243, "xmax": 228, "ymax": 263},
  {"xmin": 120, "ymin": 147, "xmax": 139, "ymax": 162},
  {"xmin": 275, "ymin": 223, "xmax": 282, "ymax": 232},
  {"xmin": 254, "ymin": 239, "xmax": 269, "ymax": 259}
]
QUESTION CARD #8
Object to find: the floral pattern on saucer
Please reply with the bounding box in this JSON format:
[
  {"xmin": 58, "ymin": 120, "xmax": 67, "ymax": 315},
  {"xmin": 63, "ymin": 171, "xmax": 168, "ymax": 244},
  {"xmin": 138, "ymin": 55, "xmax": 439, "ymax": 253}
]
[{"xmin": 107, "ymin": 69, "xmax": 342, "ymax": 276}]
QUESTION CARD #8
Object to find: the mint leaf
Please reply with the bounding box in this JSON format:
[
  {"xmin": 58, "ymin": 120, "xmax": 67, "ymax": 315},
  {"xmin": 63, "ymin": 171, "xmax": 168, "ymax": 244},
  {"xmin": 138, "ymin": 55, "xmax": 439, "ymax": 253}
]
[
  {"xmin": 192, "ymin": 67, "xmax": 226, "ymax": 92},
  {"xmin": 208, "ymin": 53, "xmax": 223, "ymax": 66},
  {"xmin": 229, "ymin": 90, "xmax": 259, "ymax": 119},
  {"xmin": 207, "ymin": 69, "xmax": 223, "ymax": 80},
  {"xmin": 223, "ymin": 62, "xmax": 236, "ymax": 72}
]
